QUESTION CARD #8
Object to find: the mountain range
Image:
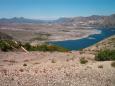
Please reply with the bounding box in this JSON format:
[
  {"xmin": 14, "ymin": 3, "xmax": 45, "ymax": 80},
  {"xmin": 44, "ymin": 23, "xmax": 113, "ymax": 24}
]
[{"xmin": 0, "ymin": 14, "xmax": 115, "ymax": 27}]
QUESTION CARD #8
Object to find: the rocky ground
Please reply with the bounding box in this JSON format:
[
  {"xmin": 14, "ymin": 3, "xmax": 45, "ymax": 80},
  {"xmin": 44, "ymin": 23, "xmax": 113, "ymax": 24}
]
[
  {"xmin": 0, "ymin": 35, "xmax": 115, "ymax": 86},
  {"xmin": 0, "ymin": 51, "xmax": 115, "ymax": 86}
]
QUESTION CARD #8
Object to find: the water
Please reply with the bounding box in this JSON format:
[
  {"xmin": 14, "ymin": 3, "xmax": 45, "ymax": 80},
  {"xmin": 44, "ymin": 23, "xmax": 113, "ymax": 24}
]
[{"xmin": 49, "ymin": 28, "xmax": 115, "ymax": 50}]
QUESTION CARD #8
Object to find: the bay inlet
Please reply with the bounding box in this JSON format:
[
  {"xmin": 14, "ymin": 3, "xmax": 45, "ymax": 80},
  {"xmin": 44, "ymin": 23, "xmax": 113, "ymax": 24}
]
[{"xmin": 49, "ymin": 28, "xmax": 115, "ymax": 50}]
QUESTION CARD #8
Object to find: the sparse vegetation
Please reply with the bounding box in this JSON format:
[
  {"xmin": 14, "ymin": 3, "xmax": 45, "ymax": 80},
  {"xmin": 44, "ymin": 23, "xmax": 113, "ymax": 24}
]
[
  {"xmin": 0, "ymin": 40, "xmax": 22, "ymax": 52},
  {"xmin": 23, "ymin": 43, "xmax": 68, "ymax": 52},
  {"xmin": 0, "ymin": 40, "xmax": 68, "ymax": 52},
  {"xmin": 80, "ymin": 58, "xmax": 88, "ymax": 64},
  {"xmin": 23, "ymin": 63, "xmax": 27, "ymax": 66},
  {"xmin": 19, "ymin": 69, "xmax": 24, "ymax": 72},
  {"xmin": 23, "ymin": 43, "xmax": 31, "ymax": 51},
  {"xmin": 111, "ymin": 61, "xmax": 115, "ymax": 68},
  {"xmin": 51, "ymin": 59, "xmax": 57, "ymax": 63},
  {"xmin": 98, "ymin": 65, "xmax": 103, "ymax": 68},
  {"xmin": 95, "ymin": 49, "xmax": 115, "ymax": 61},
  {"xmin": 0, "ymin": 40, "xmax": 13, "ymax": 52}
]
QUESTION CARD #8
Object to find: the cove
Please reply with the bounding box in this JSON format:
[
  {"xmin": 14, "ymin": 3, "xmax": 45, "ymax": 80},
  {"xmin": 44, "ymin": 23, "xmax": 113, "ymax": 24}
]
[{"xmin": 49, "ymin": 28, "xmax": 115, "ymax": 50}]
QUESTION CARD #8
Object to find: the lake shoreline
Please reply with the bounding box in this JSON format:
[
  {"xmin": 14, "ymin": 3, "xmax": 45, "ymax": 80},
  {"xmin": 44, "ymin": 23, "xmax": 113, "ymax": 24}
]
[
  {"xmin": 48, "ymin": 29, "xmax": 101, "ymax": 42},
  {"xmin": 49, "ymin": 28, "xmax": 115, "ymax": 50}
]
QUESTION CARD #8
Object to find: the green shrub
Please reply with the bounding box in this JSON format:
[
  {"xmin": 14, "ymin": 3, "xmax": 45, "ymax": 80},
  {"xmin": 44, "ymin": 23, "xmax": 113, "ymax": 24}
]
[
  {"xmin": 47, "ymin": 45, "xmax": 68, "ymax": 52},
  {"xmin": 23, "ymin": 63, "xmax": 27, "ymax": 66},
  {"xmin": 0, "ymin": 40, "xmax": 22, "ymax": 52},
  {"xmin": 51, "ymin": 59, "xmax": 57, "ymax": 63},
  {"xmin": 95, "ymin": 49, "xmax": 115, "ymax": 61},
  {"xmin": 23, "ymin": 43, "xmax": 68, "ymax": 52},
  {"xmin": 80, "ymin": 58, "xmax": 88, "ymax": 64},
  {"xmin": 0, "ymin": 40, "xmax": 13, "ymax": 51},
  {"xmin": 0, "ymin": 40, "xmax": 68, "ymax": 52},
  {"xmin": 23, "ymin": 43, "xmax": 31, "ymax": 51},
  {"xmin": 98, "ymin": 65, "xmax": 103, "ymax": 68},
  {"xmin": 111, "ymin": 61, "xmax": 115, "ymax": 68}
]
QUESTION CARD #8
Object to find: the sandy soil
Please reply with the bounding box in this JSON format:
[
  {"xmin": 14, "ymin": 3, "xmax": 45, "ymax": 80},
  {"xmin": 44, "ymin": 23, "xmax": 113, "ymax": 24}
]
[{"xmin": 0, "ymin": 51, "xmax": 115, "ymax": 86}]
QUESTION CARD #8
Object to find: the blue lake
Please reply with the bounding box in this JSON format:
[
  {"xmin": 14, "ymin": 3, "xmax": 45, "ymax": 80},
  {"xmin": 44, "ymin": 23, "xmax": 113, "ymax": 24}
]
[{"xmin": 49, "ymin": 28, "xmax": 115, "ymax": 50}]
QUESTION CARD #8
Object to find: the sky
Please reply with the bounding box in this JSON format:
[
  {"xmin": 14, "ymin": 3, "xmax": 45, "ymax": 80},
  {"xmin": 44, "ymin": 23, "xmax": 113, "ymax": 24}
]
[{"xmin": 0, "ymin": 0, "xmax": 115, "ymax": 19}]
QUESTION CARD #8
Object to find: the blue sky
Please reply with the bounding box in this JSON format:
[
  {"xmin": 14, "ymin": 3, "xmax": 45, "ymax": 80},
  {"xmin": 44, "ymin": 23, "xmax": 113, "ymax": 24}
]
[{"xmin": 0, "ymin": 0, "xmax": 115, "ymax": 19}]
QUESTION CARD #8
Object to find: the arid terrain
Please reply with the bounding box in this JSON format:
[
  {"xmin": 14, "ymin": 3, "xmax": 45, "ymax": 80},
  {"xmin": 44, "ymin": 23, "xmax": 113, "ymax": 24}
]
[
  {"xmin": 0, "ymin": 0, "xmax": 115, "ymax": 85},
  {"xmin": 1, "ymin": 14, "xmax": 115, "ymax": 45},
  {"xmin": 0, "ymin": 15, "xmax": 115, "ymax": 86},
  {"xmin": 0, "ymin": 23, "xmax": 101, "ymax": 45},
  {"xmin": 0, "ymin": 35, "xmax": 115, "ymax": 86}
]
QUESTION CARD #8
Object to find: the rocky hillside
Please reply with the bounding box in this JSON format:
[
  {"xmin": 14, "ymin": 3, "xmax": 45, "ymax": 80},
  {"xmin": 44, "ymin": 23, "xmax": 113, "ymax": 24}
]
[{"xmin": 83, "ymin": 35, "xmax": 115, "ymax": 54}]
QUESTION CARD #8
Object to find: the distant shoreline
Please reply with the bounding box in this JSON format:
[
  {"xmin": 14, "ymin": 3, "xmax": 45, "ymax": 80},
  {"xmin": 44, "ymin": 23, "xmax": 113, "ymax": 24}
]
[
  {"xmin": 49, "ymin": 28, "xmax": 115, "ymax": 50},
  {"xmin": 48, "ymin": 29, "xmax": 101, "ymax": 42}
]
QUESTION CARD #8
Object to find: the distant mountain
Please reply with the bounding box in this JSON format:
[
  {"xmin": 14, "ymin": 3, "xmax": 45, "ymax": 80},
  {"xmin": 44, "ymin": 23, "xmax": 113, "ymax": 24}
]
[
  {"xmin": 54, "ymin": 14, "xmax": 115, "ymax": 27},
  {"xmin": 0, "ymin": 17, "xmax": 48, "ymax": 24},
  {"xmin": 0, "ymin": 14, "xmax": 115, "ymax": 27}
]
